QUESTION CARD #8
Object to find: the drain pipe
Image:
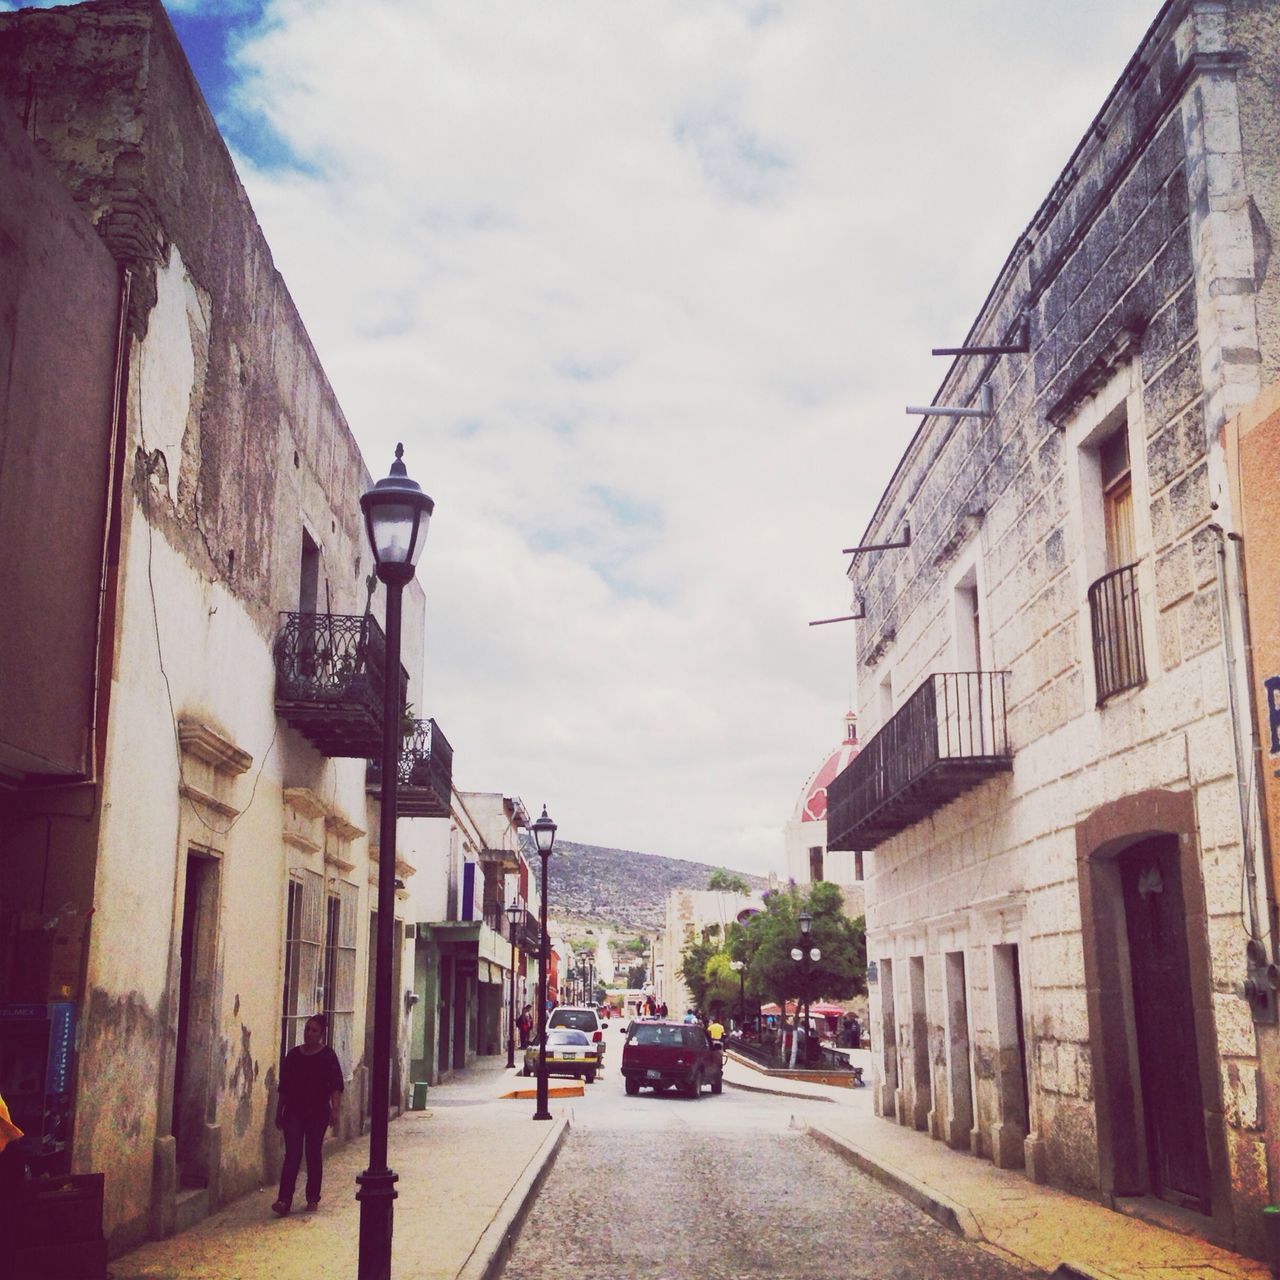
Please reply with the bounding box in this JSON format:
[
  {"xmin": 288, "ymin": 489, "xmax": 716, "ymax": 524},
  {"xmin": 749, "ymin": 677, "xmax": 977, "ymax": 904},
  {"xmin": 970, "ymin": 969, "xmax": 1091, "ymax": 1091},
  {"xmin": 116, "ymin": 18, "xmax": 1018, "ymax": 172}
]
[
  {"xmin": 1210, "ymin": 517, "xmax": 1280, "ymax": 1033},
  {"xmin": 1210, "ymin": 520, "xmax": 1263, "ymax": 941}
]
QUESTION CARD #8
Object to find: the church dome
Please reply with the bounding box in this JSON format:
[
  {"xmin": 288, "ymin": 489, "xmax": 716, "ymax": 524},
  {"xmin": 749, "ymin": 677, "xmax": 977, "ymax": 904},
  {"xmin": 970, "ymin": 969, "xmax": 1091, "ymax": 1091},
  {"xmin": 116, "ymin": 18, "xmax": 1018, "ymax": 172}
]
[{"xmin": 793, "ymin": 712, "xmax": 859, "ymax": 823}]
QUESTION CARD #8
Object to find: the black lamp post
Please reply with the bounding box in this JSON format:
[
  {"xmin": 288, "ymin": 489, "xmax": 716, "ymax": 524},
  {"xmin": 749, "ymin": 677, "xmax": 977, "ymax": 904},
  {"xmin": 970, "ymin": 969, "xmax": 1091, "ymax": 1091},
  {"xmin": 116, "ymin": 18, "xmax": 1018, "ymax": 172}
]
[
  {"xmin": 531, "ymin": 805, "xmax": 557, "ymax": 1121},
  {"xmin": 356, "ymin": 444, "xmax": 434, "ymax": 1280},
  {"xmin": 506, "ymin": 900, "xmax": 525, "ymax": 1070},
  {"xmin": 730, "ymin": 960, "xmax": 745, "ymax": 1031},
  {"xmin": 790, "ymin": 911, "xmax": 819, "ymax": 1067}
]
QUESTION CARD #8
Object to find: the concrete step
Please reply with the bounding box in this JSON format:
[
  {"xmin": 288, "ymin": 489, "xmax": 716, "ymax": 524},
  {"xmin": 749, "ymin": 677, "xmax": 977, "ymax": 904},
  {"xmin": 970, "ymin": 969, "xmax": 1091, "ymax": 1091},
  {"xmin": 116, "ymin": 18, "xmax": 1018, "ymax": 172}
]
[{"xmin": 173, "ymin": 1187, "xmax": 208, "ymax": 1235}]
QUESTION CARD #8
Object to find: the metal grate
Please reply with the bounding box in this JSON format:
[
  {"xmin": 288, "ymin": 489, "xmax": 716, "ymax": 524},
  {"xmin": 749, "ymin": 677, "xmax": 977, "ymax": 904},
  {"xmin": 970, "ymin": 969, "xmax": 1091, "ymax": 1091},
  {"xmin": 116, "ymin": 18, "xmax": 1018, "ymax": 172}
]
[
  {"xmin": 273, "ymin": 612, "xmax": 402, "ymax": 758},
  {"xmin": 827, "ymin": 671, "xmax": 1011, "ymax": 849},
  {"xmin": 1088, "ymin": 563, "xmax": 1146, "ymax": 705},
  {"xmin": 367, "ymin": 718, "xmax": 453, "ymax": 816}
]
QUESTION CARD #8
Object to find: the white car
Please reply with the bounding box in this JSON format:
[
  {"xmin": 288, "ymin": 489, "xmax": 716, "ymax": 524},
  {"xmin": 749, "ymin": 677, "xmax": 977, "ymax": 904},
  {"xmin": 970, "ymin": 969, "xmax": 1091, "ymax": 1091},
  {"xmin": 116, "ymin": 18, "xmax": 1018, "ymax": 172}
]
[{"xmin": 547, "ymin": 1005, "xmax": 607, "ymax": 1065}]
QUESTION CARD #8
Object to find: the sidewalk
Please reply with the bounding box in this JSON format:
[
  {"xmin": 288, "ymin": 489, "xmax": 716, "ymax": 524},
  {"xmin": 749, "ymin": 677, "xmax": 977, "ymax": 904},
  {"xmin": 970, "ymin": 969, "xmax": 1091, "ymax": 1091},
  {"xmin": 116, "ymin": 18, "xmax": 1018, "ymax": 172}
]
[
  {"xmin": 722, "ymin": 1050, "xmax": 1271, "ymax": 1279},
  {"xmin": 111, "ymin": 1057, "xmax": 568, "ymax": 1280}
]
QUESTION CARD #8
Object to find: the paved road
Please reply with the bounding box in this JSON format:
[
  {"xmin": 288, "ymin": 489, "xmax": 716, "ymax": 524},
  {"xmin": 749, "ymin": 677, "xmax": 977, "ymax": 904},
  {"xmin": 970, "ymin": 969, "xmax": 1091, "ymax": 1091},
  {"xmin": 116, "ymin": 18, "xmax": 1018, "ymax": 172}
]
[{"xmin": 501, "ymin": 1068, "xmax": 1033, "ymax": 1279}]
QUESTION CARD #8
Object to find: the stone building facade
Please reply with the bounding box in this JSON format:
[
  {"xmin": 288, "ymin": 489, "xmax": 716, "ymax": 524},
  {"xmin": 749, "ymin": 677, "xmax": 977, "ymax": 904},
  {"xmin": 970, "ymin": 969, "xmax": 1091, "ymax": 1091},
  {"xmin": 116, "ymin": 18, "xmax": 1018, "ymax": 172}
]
[
  {"xmin": 0, "ymin": 0, "xmax": 443, "ymax": 1253},
  {"xmin": 827, "ymin": 0, "xmax": 1280, "ymax": 1255},
  {"xmin": 659, "ymin": 887, "xmax": 764, "ymax": 1018}
]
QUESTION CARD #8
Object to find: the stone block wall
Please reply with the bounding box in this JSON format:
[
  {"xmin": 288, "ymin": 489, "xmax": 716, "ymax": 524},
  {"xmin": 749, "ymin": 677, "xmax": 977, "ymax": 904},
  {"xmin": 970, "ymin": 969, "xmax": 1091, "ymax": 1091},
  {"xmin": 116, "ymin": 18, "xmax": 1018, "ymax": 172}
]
[{"xmin": 854, "ymin": 0, "xmax": 1280, "ymax": 1252}]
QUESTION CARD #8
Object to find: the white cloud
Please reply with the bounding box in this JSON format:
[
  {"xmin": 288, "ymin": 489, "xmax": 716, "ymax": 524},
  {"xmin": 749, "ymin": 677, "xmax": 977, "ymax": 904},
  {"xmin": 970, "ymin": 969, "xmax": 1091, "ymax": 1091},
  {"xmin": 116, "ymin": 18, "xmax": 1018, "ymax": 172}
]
[{"xmin": 222, "ymin": 0, "xmax": 1156, "ymax": 873}]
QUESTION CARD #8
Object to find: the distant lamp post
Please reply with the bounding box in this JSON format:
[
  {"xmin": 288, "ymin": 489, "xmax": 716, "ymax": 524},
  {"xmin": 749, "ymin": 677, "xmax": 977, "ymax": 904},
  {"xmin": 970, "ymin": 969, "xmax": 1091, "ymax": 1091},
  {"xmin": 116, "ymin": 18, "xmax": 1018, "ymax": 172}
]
[
  {"xmin": 791, "ymin": 911, "xmax": 820, "ymax": 1067},
  {"xmin": 729, "ymin": 960, "xmax": 746, "ymax": 1031},
  {"xmin": 357, "ymin": 444, "xmax": 434, "ymax": 1280},
  {"xmin": 505, "ymin": 900, "xmax": 525, "ymax": 1070},
  {"xmin": 531, "ymin": 804, "xmax": 558, "ymax": 1121}
]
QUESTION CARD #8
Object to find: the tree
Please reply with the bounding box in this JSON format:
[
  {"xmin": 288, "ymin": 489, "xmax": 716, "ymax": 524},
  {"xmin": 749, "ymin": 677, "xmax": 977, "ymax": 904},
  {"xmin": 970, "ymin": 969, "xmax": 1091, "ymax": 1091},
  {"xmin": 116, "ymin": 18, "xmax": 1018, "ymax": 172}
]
[
  {"xmin": 708, "ymin": 867, "xmax": 750, "ymax": 895},
  {"xmin": 702, "ymin": 951, "xmax": 741, "ymax": 1015},
  {"xmin": 677, "ymin": 937, "xmax": 721, "ymax": 1012},
  {"xmin": 735, "ymin": 881, "xmax": 865, "ymax": 1013},
  {"xmin": 626, "ymin": 962, "xmax": 647, "ymax": 988}
]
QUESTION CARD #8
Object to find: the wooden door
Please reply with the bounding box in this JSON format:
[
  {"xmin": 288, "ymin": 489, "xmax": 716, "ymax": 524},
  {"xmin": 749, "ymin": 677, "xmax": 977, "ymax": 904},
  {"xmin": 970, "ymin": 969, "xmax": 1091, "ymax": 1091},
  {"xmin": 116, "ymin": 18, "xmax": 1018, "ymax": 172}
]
[{"xmin": 1120, "ymin": 836, "xmax": 1211, "ymax": 1212}]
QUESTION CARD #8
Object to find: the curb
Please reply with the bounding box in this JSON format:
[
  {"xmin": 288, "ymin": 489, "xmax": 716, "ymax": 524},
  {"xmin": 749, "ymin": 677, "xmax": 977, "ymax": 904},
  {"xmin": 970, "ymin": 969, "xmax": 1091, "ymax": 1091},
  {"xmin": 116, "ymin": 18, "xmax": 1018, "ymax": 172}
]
[
  {"xmin": 724, "ymin": 1076, "xmax": 835, "ymax": 1104},
  {"xmin": 803, "ymin": 1122, "xmax": 982, "ymax": 1241},
  {"xmin": 455, "ymin": 1113, "xmax": 571, "ymax": 1280}
]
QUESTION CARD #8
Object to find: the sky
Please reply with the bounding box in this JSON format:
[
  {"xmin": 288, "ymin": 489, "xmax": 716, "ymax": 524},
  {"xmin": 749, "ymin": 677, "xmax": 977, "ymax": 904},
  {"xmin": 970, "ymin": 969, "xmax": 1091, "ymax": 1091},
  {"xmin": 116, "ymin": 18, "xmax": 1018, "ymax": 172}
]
[{"xmin": 8, "ymin": 0, "xmax": 1162, "ymax": 874}]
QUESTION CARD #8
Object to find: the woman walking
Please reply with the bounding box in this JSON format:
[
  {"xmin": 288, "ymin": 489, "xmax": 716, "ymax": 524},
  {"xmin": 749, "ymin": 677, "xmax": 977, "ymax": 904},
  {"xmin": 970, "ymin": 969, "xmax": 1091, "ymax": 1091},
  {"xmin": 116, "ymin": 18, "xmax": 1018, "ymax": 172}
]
[{"xmin": 272, "ymin": 1014, "xmax": 344, "ymax": 1216}]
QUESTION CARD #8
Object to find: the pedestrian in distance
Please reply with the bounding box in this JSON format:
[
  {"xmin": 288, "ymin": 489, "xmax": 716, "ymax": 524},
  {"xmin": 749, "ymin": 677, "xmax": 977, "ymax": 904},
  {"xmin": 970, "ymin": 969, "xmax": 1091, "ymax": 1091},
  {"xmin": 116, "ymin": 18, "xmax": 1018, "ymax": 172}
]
[
  {"xmin": 850, "ymin": 1014, "xmax": 863, "ymax": 1050},
  {"xmin": 272, "ymin": 1013, "xmax": 343, "ymax": 1216},
  {"xmin": 517, "ymin": 1004, "xmax": 533, "ymax": 1049}
]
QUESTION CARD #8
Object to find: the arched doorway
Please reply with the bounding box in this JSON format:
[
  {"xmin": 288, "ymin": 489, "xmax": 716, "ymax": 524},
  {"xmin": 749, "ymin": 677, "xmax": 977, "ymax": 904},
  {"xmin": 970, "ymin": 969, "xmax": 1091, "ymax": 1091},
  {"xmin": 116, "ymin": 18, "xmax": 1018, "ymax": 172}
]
[{"xmin": 1076, "ymin": 790, "xmax": 1226, "ymax": 1226}]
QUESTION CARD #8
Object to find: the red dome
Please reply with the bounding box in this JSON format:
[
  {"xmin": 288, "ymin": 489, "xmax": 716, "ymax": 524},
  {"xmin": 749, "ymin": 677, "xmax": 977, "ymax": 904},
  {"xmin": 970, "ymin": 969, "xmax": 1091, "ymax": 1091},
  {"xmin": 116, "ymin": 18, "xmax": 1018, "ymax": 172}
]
[{"xmin": 795, "ymin": 713, "xmax": 859, "ymax": 823}]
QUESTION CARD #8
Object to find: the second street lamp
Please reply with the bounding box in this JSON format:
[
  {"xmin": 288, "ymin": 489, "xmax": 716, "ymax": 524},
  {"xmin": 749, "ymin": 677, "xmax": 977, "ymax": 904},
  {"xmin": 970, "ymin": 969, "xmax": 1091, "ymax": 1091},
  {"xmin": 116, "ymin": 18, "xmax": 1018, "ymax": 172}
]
[
  {"xmin": 505, "ymin": 900, "xmax": 525, "ymax": 1070},
  {"xmin": 357, "ymin": 444, "xmax": 434, "ymax": 1280},
  {"xmin": 729, "ymin": 959, "xmax": 745, "ymax": 1031},
  {"xmin": 530, "ymin": 805, "xmax": 558, "ymax": 1121}
]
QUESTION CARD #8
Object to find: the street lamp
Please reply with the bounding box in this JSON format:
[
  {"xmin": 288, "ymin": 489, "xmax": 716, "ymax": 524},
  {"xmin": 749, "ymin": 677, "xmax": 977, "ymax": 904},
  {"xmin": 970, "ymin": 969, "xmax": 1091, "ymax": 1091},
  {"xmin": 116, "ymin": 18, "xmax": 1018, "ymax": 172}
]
[
  {"xmin": 531, "ymin": 804, "xmax": 558, "ymax": 1121},
  {"xmin": 505, "ymin": 900, "xmax": 525, "ymax": 1070},
  {"xmin": 357, "ymin": 444, "xmax": 434, "ymax": 1280},
  {"xmin": 791, "ymin": 911, "xmax": 819, "ymax": 1067},
  {"xmin": 729, "ymin": 960, "xmax": 745, "ymax": 1031}
]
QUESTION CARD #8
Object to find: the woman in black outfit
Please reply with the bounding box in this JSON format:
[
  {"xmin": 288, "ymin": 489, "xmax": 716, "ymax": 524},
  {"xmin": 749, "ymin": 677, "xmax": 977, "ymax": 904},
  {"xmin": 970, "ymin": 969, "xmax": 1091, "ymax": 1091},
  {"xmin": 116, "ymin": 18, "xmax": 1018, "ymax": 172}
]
[{"xmin": 273, "ymin": 1013, "xmax": 344, "ymax": 1215}]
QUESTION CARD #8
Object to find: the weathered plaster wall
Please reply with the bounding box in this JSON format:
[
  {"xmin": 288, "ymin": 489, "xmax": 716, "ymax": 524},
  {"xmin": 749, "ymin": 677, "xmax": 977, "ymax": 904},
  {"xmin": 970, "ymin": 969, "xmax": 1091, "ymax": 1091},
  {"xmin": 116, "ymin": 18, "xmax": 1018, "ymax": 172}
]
[
  {"xmin": 0, "ymin": 0, "xmax": 431, "ymax": 1249},
  {"xmin": 0, "ymin": 96, "xmax": 117, "ymax": 778}
]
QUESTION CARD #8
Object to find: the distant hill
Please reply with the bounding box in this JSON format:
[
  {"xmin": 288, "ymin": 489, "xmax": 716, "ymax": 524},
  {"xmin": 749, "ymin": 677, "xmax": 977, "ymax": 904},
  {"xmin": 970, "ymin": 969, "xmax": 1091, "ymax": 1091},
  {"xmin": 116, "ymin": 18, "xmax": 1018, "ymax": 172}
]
[{"xmin": 544, "ymin": 840, "xmax": 768, "ymax": 935}]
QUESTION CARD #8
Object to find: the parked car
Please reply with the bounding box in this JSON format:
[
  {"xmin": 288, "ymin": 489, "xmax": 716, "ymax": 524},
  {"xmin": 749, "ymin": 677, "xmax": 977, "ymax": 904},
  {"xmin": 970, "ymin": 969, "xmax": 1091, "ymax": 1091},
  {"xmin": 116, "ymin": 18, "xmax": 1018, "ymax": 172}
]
[
  {"xmin": 548, "ymin": 1005, "xmax": 608, "ymax": 1065},
  {"xmin": 621, "ymin": 1019, "xmax": 723, "ymax": 1097},
  {"xmin": 524, "ymin": 1028, "xmax": 598, "ymax": 1083}
]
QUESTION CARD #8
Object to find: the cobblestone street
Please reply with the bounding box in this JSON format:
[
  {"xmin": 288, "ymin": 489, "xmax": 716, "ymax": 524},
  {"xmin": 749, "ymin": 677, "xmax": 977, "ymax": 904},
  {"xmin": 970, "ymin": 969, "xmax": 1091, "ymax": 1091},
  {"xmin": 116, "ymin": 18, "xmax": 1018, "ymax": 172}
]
[{"xmin": 502, "ymin": 1086, "xmax": 1032, "ymax": 1279}]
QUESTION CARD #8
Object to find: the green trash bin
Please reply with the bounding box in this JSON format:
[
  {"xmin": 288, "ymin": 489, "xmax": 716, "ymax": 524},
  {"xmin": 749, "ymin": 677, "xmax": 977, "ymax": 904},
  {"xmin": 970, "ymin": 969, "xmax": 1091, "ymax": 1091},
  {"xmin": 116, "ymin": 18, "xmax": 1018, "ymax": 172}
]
[{"xmin": 410, "ymin": 1081, "xmax": 429, "ymax": 1110}]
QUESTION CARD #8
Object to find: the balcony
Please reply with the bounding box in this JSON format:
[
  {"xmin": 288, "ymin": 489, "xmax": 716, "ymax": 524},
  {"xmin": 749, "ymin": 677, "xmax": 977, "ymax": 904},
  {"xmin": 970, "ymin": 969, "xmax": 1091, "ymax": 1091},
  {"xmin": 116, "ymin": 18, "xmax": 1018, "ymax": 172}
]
[
  {"xmin": 273, "ymin": 612, "xmax": 402, "ymax": 758},
  {"xmin": 827, "ymin": 671, "xmax": 1012, "ymax": 850},
  {"xmin": 1088, "ymin": 563, "xmax": 1146, "ymax": 705},
  {"xmin": 366, "ymin": 718, "xmax": 453, "ymax": 817}
]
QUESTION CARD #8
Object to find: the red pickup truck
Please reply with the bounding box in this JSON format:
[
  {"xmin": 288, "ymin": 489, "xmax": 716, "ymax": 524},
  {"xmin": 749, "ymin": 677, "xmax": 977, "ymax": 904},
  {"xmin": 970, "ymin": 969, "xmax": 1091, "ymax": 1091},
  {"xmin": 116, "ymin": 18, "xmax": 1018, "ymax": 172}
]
[{"xmin": 621, "ymin": 1020, "xmax": 723, "ymax": 1097}]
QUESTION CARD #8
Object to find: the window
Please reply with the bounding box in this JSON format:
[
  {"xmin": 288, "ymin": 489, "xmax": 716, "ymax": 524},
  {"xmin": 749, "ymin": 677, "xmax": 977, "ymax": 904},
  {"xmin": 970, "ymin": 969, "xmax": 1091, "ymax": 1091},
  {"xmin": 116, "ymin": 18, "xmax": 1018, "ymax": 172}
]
[
  {"xmin": 808, "ymin": 846, "xmax": 824, "ymax": 883},
  {"xmin": 1100, "ymin": 427, "xmax": 1135, "ymax": 571},
  {"xmin": 1089, "ymin": 419, "xmax": 1146, "ymax": 703},
  {"xmin": 320, "ymin": 880, "xmax": 358, "ymax": 1074},
  {"xmin": 954, "ymin": 569, "xmax": 981, "ymax": 672},
  {"xmin": 281, "ymin": 871, "xmax": 324, "ymax": 1062},
  {"xmin": 854, "ymin": 851, "xmax": 865, "ymax": 881},
  {"xmin": 299, "ymin": 529, "xmax": 320, "ymax": 614},
  {"xmin": 878, "ymin": 672, "xmax": 893, "ymax": 727}
]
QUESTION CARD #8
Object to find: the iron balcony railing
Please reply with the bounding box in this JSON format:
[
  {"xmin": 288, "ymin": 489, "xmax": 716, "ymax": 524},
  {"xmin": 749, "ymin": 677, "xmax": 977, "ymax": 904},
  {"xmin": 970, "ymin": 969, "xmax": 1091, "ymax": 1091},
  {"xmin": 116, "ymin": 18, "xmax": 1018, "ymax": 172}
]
[
  {"xmin": 367, "ymin": 717, "xmax": 453, "ymax": 818},
  {"xmin": 274, "ymin": 612, "xmax": 401, "ymax": 758},
  {"xmin": 1088, "ymin": 563, "xmax": 1146, "ymax": 705},
  {"xmin": 827, "ymin": 671, "xmax": 1012, "ymax": 850}
]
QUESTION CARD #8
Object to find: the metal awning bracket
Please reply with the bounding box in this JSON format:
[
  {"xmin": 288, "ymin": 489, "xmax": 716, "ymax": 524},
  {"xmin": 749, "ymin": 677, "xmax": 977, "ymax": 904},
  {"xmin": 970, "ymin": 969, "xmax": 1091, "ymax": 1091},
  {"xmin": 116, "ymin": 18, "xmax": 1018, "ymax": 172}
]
[
  {"xmin": 932, "ymin": 315, "xmax": 1030, "ymax": 357},
  {"xmin": 906, "ymin": 384, "xmax": 994, "ymax": 420},
  {"xmin": 810, "ymin": 597, "xmax": 866, "ymax": 626},
  {"xmin": 842, "ymin": 523, "xmax": 910, "ymax": 556}
]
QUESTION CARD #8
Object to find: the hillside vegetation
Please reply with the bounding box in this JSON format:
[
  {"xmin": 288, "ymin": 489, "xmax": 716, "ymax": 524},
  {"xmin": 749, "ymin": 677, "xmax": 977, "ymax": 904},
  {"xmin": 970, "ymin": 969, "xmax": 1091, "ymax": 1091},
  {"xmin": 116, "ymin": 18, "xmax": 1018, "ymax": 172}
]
[{"xmin": 545, "ymin": 839, "xmax": 767, "ymax": 934}]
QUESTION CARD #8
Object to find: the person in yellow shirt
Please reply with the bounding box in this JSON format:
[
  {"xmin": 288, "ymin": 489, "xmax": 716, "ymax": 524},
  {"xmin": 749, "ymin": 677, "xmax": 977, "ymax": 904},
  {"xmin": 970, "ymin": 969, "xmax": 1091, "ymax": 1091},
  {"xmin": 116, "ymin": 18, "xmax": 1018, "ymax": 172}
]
[{"xmin": 706, "ymin": 1016, "xmax": 725, "ymax": 1044}]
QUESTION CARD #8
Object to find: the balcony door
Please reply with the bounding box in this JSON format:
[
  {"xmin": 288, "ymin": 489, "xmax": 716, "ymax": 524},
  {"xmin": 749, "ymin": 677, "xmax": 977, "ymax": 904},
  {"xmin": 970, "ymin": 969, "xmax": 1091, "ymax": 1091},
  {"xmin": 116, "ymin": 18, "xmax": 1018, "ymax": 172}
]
[{"xmin": 1101, "ymin": 428, "xmax": 1135, "ymax": 571}]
